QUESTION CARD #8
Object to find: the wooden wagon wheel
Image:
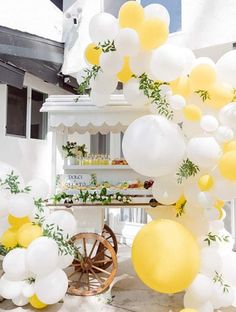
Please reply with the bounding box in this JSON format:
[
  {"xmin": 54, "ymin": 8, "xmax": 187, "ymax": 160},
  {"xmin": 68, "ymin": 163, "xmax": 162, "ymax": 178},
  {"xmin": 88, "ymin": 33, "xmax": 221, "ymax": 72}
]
[
  {"xmin": 101, "ymin": 224, "xmax": 118, "ymax": 254},
  {"xmin": 67, "ymin": 233, "xmax": 117, "ymax": 296}
]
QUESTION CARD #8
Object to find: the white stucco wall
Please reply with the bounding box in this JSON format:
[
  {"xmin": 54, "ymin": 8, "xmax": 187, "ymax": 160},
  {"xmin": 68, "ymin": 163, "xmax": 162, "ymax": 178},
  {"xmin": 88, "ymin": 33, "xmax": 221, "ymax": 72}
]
[{"xmin": 0, "ymin": 73, "xmax": 69, "ymax": 187}]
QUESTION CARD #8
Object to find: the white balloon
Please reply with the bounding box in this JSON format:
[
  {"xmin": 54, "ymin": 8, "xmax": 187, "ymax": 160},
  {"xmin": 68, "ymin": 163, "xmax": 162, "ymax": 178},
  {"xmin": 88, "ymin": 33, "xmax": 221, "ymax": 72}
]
[
  {"xmin": 0, "ymin": 191, "xmax": 9, "ymax": 218},
  {"xmin": 91, "ymin": 71, "xmax": 117, "ymax": 94},
  {"xmin": 122, "ymin": 115, "xmax": 186, "ymax": 177},
  {"xmin": 186, "ymin": 137, "xmax": 221, "ymax": 168},
  {"xmin": 21, "ymin": 282, "xmax": 35, "ymax": 298},
  {"xmin": 184, "ymin": 182, "xmax": 201, "ymax": 205},
  {"xmin": 200, "ymin": 247, "xmax": 222, "ymax": 277},
  {"xmin": 115, "ymin": 28, "xmax": 140, "ymax": 57},
  {"xmin": 204, "ymin": 207, "xmax": 219, "ymax": 221},
  {"xmin": 0, "ymin": 216, "xmax": 9, "ymax": 237},
  {"xmin": 150, "ymin": 44, "xmax": 186, "ymax": 82},
  {"xmin": 44, "ymin": 210, "xmax": 77, "ymax": 239},
  {"xmin": 200, "ymin": 115, "xmax": 219, "ymax": 132},
  {"xmin": 3, "ymin": 248, "xmax": 28, "ymax": 281},
  {"xmin": 187, "ymin": 274, "xmax": 214, "ymax": 304},
  {"xmin": 196, "ymin": 301, "xmax": 214, "ymax": 312},
  {"xmin": 169, "ymin": 94, "xmax": 186, "ymax": 110},
  {"xmin": 123, "ymin": 78, "xmax": 148, "ymax": 106},
  {"xmin": 8, "ymin": 193, "xmax": 35, "ymax": 218},
  {"xmin": 184, "ymin": 290, "xmax": 201, "ymax": 308},
  {"xmin": 100, "ymin": 51, "xmax": 123, "ymax": 75},
  {"xmin": 221, "ymin": 252, "xmax": 236, "ymax": 285},
  {"xmin": 216, "ymin": 50, "xmax": 236, "ymax": 87},
  {"xmin": 213, "ymin": 177, "xmax": 236, "ymax": 200},
  {"xmin": 90, "ymin": 90, "xmax": 110, "ymax": 107},
  {"xmin": 130, "ymin": 51, "xmax": 152, "ymax": 76},
  {"xmin": 0, "ymin": 274, "xmax": 24, "ymax": 300},
  {"xmin": 152, "ymin": 177, "xmax": 182, "ymax": 205},
  {"xmin": 144, "ymin": 3, "xmax": 170, "ymax": 25},
  {"xmin": 12, "ymin": 295, "xmax": 29, "ymax": 307},
  {"xmin": 58, "ymin": 253, "xmax": 74, "ymax": 269},
  {"xmin": 26, "ymin": 237, "xmax": 59, "ymax": 277},
  {"xmin": 182, "ymin": 48, "xmax": 196, "ymax": 75},
  {"xmin": 89, "ymin": 13, "xmax": 119, "ymax": 43},
  {"xmin": 215, "ymin": 126, "xmax": 234, "ymax": 143},
  {"xmin": 219, "ymin": 102, "xmax": 236, "ymax": 130},
  {"xmin": 27, "ymin": 178, "xmax": 49, "ymax": 199},
  {"xmin": 35, "ymin": 269, "xmax": 68, "ymax": 304},
  {"xmin": 198, "ymin": 192, "xmax": 214, "ymax": 209},
  {"xmin": 193, "ymin": 57, "xmax": 216, "ymax": 68}
]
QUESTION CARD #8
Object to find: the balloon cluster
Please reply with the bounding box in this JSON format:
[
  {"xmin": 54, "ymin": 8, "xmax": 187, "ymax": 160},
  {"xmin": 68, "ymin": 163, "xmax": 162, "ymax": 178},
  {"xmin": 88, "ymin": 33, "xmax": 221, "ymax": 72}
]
[
  {"xmin": 78, "ymin": 1, "xmax": 236, "ymax": 311},
  {"xmin": 0, "ymin": 162, "xmax": 77, "ymax": 309}
]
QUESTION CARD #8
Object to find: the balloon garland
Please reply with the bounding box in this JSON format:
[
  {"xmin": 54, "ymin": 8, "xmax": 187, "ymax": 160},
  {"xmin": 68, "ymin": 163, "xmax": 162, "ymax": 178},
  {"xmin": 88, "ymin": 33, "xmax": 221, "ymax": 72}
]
[
  {"xmin": 0, "ymin": 163, "xmax": 77, "ymax": 309},
  {"xmin": 77, "ymin": 1, "xmax": 236, "ymax": 311}
]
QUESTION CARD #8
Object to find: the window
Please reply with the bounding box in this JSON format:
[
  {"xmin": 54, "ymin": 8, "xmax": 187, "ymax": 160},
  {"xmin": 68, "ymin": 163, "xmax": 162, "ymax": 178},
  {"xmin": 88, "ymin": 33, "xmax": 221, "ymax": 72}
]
[
  {"xmin": 90, "ymin": 133, "xmax": 110, "ymax": 155},
  {"xmin": 6, "ymin": 85, "xmax": 48, "ymax": 140},
  {"xmin": 6, "ymin": 86, "xmax": 27, "ymax": 137},
  {"xmin": 31, "ymin": 90, "xmax": 48, "ymax": 140}
]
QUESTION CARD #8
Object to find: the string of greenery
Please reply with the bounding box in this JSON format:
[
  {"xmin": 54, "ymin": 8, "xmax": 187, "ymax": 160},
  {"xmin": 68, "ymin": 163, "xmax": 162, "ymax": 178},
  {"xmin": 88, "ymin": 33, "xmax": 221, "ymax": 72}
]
[
  {"xmin": 176, "ymin": 158, "xmax": 200, "ymax": 184},
  {"xmin": 0, "ymin": 171, "xmax": 31, "ymax": 194},
  {"xmin": 75, "ymin": 65, "xmax": 101, "ymax": 95},
  {"xmin": 204, "ymin": 232, "xmax": 230, "ymax": 246},
  {"xmin": 195, "ymin": 90, "xmax": 211, "ymax": 102},
  {"xmin": 213, "ymin": 271, "xmax": 230, "ymax": 293},
  {"xmin": 95, "ymin": 40, "xmax": 116, "ymax": 53}
]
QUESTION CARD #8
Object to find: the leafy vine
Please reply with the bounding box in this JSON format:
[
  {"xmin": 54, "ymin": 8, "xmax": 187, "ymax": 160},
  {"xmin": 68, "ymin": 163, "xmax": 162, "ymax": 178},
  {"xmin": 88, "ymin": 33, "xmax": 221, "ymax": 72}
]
[{"xmin": 176, "ymin": 159, "xmax": 200, "ymax": 184}]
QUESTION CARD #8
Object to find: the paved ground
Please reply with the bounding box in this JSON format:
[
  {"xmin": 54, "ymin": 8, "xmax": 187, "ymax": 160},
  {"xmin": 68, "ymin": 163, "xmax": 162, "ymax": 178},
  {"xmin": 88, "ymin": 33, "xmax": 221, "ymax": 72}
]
[{"xmin": 0, "ymin": 245, "xmax": 235, "ymax": 312}]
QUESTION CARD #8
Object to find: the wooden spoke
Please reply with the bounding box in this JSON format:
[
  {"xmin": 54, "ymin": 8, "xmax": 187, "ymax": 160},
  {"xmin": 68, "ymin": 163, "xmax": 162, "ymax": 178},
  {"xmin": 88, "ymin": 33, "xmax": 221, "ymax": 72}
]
[
  {"xmin": 83, "ymin": 238, "xmax": 87, "ymax": 257},
  {"xmin": 93, "ymin": 259, "xmax": 113, "ymax": 264},
  {"xmin": 92, "ymin": 265, "xmax": 111, "ymax": 275},
  {"xmin": 89, "ymin": 268, "xmax": 103, "ymax": 285},
  {"xmin": 88, "ymin": 239, "xmax": 98, "ymax": 258}
]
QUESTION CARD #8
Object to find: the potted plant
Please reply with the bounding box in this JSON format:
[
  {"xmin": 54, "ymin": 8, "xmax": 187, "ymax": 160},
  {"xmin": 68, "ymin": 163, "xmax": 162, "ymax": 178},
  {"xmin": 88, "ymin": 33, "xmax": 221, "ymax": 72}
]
[{"xmin": 62, "ymin": 141, "xmax": 77, "ymax": 165}]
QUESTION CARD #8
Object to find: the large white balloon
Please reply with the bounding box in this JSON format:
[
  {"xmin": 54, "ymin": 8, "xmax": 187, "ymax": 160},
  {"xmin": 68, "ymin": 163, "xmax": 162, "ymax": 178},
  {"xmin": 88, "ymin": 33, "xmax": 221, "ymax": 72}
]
[
  {"xmin": 123, "ymin": 78, "xmax": 148, "ymax": 106},
  {"xmin": 27, "ymin": 178, "xmax": 49, "ymax": 199},
  {"xmin": 219, "ymin": 102, "xmax": 236, "ymax": 131},
  {"xmin": 152, "ymin": 176, "xmax": 182, "ymax": 205},
  {"xmin": 122, "ymin": 115, "xmax": 186, "ymax": 177},
  {"xmin": 150, "ymin": 44, "xmax": 186, "ymax": 82},
  {"xmin": 35, "ymin": 269, "xmax": 68, "ymax": 305},
  {"xmin": 0, "ymin": 275, "xmax": 24, "ymax": 300},
  {"xmin": 3, "ymin": 248, "xmax": 28, "ymax": 281},
  {"xmin": 91, "ymin": 71, "xmax": 118, "ymax": 95},
  {"xmin": 115, "ymin": 28, "xmax": 140, "ymax": 57},
  {"xmin": 100, "ymin": 51, "xmax": 123, "ymax": 75},
  {"xmin": 216, "ymin": 50, "xmax": 236, "ymax": 87},
  {"xmin": 8, "ymin": 193, "xmax": 35, "ymax": 218},
  {"xmin": 200, "ymin": 247, "xmax": 222, "ymax": 277},
  {"xmin": 144, "ymin": 3, "xmax": 170, "ymax": 25},
  {"xmin": 26, "ymin": 237, "xmax": 59, "ymax": 277},
  {"xmin": 186, "ymin": 137, "xmax": 221, "ymax": 168},
  {"xmin": 130, "ymin": 51, "xmax": 152, "ymax": 76},
  {"xmin": 44, "ymin": 210, "xmax": 77, "ymax": 239},
  {"xmin": 187, "ymin": 274, "xmax": 214, "ymax": 304},
  {"xmin": 89, "ymin": 13, "xmax": 119, "ymax": 43}
]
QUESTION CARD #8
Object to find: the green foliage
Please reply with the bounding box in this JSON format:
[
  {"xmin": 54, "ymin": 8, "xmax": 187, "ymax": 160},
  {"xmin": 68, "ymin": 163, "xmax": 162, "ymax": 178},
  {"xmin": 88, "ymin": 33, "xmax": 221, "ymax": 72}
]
[
  {"xmin": 204, "ymin": 232, "xmax": 230, "ymax": 246},
  {"xmin": 176, "ymin": 159, "xmax": 200, "ymax": 184},
  {"xmin": 195, "ymin": 90, "xmax": 210, "ymax": 102},
  {"xmin": 95, "ymin": 40, "xmax": 116, "ymax": 53},
  {"xmin": 213, "ymin": 271, "xmax": 230, "ymax": 293},
  {"xmin": 0, "ymin": 171, "xmax": 31, "ymax": 194},
  {"xmin": 75, "ymin": 65, "xmax": 101, "ymax": 95},
  {"xmin": 0, "ymin": 244, "xmax": 9, "ymax": 256},
  {"xmin": 137, "ymin": 73, "xmax": 173, "ymax": 119}
]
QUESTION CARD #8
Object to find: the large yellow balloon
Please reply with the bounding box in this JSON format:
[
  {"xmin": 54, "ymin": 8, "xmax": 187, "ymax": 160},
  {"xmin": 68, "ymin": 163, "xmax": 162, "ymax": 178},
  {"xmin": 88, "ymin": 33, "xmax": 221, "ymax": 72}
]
[
  {"xmin": 183, "ymin": 104, "xmax": 202, "ymax": 121},
  {"xmin": 118, "ymin": 1, "xmax": 144, "ymax": 31},
  {"xmin": 219, "ymin": 151, "xmax": 236, "ymax": 181},
  {"xmin": 206, "ymin": 82, "xmax": 234, "ymax": 109},
  {"xmin": 138, "ymin": 18, "xmax": 168, "ymax": 50},
  {"xmin": 8, "ymin": 215, "xmax": 30, "ymax": 229},
  {"xmin": 84, "ymin": 43, "xmax": 102, "ymax": 66},
  {"xmin": 17, "ymin": 223, "xmax": 43, "ymax": 248},
  {"xmin": 132, "ymin": 219, "xmax": 200, "ymax": 294},
  {"xmin": 0, "ymin": 228, "xmax": 18, "ymax": 248},
  {"xmin": 170, "ymin": 77, "xmax": 191, "ymax": 98},
  {"xmin": 189, "ymin": 64, "xmax": 216, "ymax": 91},
  {"xmin": 29, "ymin": 295, "xmax": 47, "ymax": 309},
  {"xmin": 117, "ymin": 57, "xmax": 133, "ymax": 83},
  {"xmin": 198, "ymin": 175, "xmax": 214, "ymax": 191}
]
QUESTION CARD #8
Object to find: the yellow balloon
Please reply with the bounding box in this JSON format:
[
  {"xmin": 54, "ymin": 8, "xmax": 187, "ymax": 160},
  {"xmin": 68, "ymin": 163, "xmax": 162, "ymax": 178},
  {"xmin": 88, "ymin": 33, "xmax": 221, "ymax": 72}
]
[
  {"xmin": 219, "ymin": 151, "xmax": 236, "ymax": 181},
  {"xmin": 206, "ymin": 82, "xmax": 234, "ymax": 109},
  {"xmin": 118, "ymin": 1, "xmax": 144, "ymax": 31},
  {"xmin": 198, "ymin": 175, "xmax": 214, "ymax": 191},
  {"xmin": 138, "ymin": 18, "xmax": 168, "ymax": 50},
  {"xmin": 117, "ymin": 57, "xmax": 133, "ymax": 83},
  {"xmin": 223, "ymin": 140, "xmax": 236, "ymax": 152},
  {"xmin": 8, "ymin": 215, "xmax": 30, "ymax": 229},
  {"xmin": 0, "ymin": 228, "xmax": 18, "ymax": 248},
  {"xmin": 17, "ymin": 223, "xmax": 43, "ymax": 248},
  {"xmin": 189, "ymin": 64, "xmax": 216, "ymax": 91},
  {"xmin": 29, "ymin": 295, "xmax": 47, "ymax": 309},
  {"xmin": 170, "ymin": 77, "xmax": 191, "ymax": 98},
  {"xmin": 132, "ymin": 219, "xmax": 200, "ymax": 294},
  {"xmin": 183, "ymin": 104, "xmax": 202, "ymax": 121},
  {"xmin": 84, "ymin": 43, "xmax": 102, "ymax": 66},
  {"xmin": 180, "ymin": 309, "xmax": 197, "ymax": 312}
]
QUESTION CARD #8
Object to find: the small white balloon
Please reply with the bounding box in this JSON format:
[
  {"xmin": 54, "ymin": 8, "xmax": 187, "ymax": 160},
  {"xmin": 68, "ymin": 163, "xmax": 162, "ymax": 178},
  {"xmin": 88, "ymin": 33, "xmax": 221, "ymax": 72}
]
[
  {"xmin": 89, "ymin": 13, "xmax": 119, "ymax": 43},
  {"xmin": 169, "ymin": 94, "xmax": 186, "ymax": 110},
  {"xmin": 200, "ymin": 247, "xmax": 222, "ymax": 277},
  {"xmin": 91, "ymin": 71, "xmax": 117, "ymax": 95},
  {"xmin": 215, "ymin": 126, "xmax": 234, "ymax": 143},
  {"xmin": 26, "ymin": 237, "xmax": 59, "ymax": 277},
  {"xmin": 3, "ymin": 248, "xmax": 28, "ymax": 281},
  {"xmin": 123, "ymin": 78, "xmax": 148, "ymax": 106},
  {"xmin": 90, "ymin": 90, "xmax": 110, "ymax": 107},
  {"xmin": 216, "ymin": 50, "xmax": 236, "ymax": 87},
  {"xmin": 152, "ymin": 177, "xmax": 182, "ymax": 205},
  {"xmin": 8, "ymin": 193, "xmax": 35, "ymax": 218},
  {"xmin": 12, "ymin": 295, "xmax": 29, "ymax": 307},
  {"xmin": 27, "ymin": 178, "xmax": 49, "ymax": 199},
  {"xmin": 219, "ymin": 102, "xmax": 236, "ymax": 130},
  {"xmin": 186, "ymin": 137, "xmax": 221, "ymax": 168},
  {"xmin": 200, "ymin": 115, "xmax": 219, "ymax": 132},
  {"xmin": 130, "ymin": 51, "xmax": 152, "ymax": 76},
  {"xmin": 100, "ymin": 51, "xmax": 123, "ymax": 75},
  {"xmin": 187, "ymin": 273, "xmax": 214, "ymax": 304},
  {"xmin": 21, "ymin": 282, "xmax": 35, "ymax": 298},
  {"xmin": 115, "ymin": 28, "xmax": 140, "ymax": 57},
  {"xmin": 0, "ymin": 275, "xmax": 24, "ymax": 300},
  {"xmin": 35, "ymin": 269, "xmax": 68, "ymax": 305},
  {"xmin": 144, "ymin": 3, "xmax": 170, "ymax": 25}
]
